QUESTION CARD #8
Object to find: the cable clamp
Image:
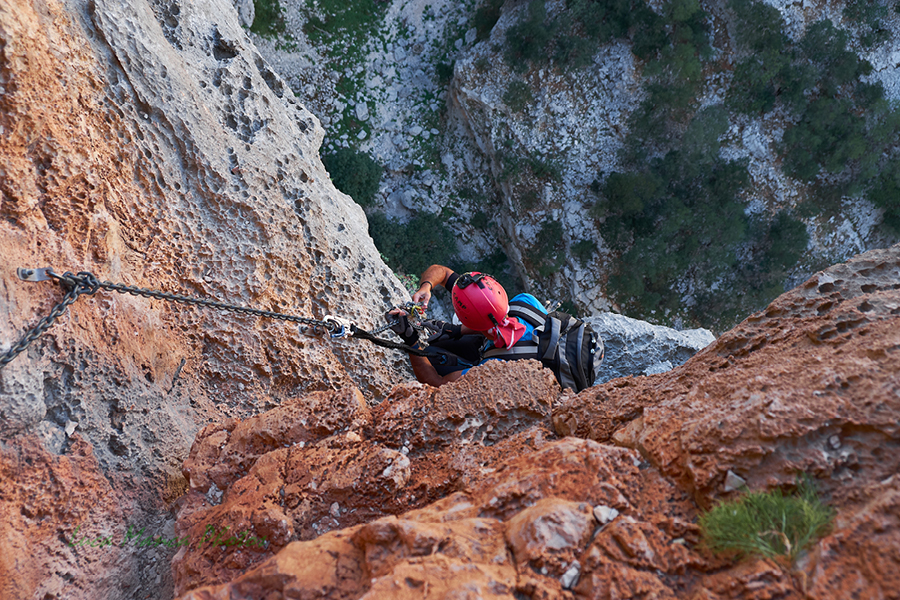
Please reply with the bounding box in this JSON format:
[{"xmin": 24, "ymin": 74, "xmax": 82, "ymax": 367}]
[{"xmin": 17, "ymin": 267, "xmax": 55, "ymax": 282}]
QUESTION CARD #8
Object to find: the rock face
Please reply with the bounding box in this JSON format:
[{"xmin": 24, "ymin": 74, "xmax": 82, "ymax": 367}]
[
  {"xmin": 3, "ymin": 0, "xmax": 900, "ymax": 596},
  {"xmin": 555, "ymin": 244, "xmax": 900, "ymax": 508},
  {"xmin": 172, "ymin": 245, "xmax": 899, "ymax": 600},
  {"xmin": 171, "ymin": 359, "xmax": 560, "ymax": 595},
  {"xmin": 556, "ymin": 243, "xmax": 900, "ymax": 599},
  {"xmin": 0, "ymin": 0, "xmax": 408, "ymax": 597}
]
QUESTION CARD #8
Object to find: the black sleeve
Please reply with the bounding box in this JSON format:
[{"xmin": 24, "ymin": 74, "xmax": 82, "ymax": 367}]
[{"xmin": 445, "ymin": 271, "xmax": 460, "ymax": 291}]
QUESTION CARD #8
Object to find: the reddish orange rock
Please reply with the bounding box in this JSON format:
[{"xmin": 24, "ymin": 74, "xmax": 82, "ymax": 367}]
[
  {"xmin": 176, "ymin": 435, "xmax": 705, "ymax": 599},
  {"xmin": 173, "ymin": 248, "xmax": 900, "ymax": 600},
  {"xmin": 555, "ymin": 245, "xmax": 900, "ymax": 508}
]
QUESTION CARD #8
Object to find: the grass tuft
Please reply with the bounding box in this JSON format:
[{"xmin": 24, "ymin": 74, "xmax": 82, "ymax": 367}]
[{"xmin": 699, "ymin": 476, "xmax": 834, "ymax": 562}]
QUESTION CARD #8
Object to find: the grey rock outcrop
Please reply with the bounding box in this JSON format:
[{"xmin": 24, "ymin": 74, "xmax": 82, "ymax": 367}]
[{"xmin": 586, "ymin": 313, "xmax": 715, "ymax": 384}]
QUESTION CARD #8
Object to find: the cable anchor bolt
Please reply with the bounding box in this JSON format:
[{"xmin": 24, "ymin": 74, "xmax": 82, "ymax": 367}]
[{"xmin": 17, "ymin": 267, "xmax": 55, "ymax": 282}]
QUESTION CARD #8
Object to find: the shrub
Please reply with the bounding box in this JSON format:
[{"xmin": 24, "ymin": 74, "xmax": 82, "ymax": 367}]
[
  {"xmin": 598, "ymin": 105, "xmax": 752, "ymax": 322},
  {"xmin": 761, "ymin": 212, "xmax": 808, "ymax": 272},
  {"xmin": 503, "ymin": 80, "xmax": 534, "ymax": 112},
  {"xmin": 505, "ymin": 0, "xmax": 556, "ymax": 69},
  {"xmin": 518, "ymin": 189, "xmax": 541, "ymax": 210},
  {"xmin": 572, "ymin": 239, "xmax": 597, "ymax": 266},
  {"xmin": 470, "ymin": 210, "xmax": 491, "ymax": 230},
  {"xmin": 554, "ymin": 33, "xmax": 598, "ymax": 68},
  {"xmin": 843, "ymin": 1, "xmax": 891, "ymax": 48},
  {"xmin": 867, "ymin": 157, "xmax": 900, "ymax": 233},
  {"xmin": 436, "ymin": 61, "xmax": 455, "ymax": 86},
  {"xmin": 728, "ymin": 0, "xmax": 787, "ymax": 53},
  {"xmin": 781, "ymin": 98, "xmax": 868, "ymax": 181},
  {"xmin": 499, "ymin": 152, "xmax": 523, "ymax": 182},
  {"xmin": 699, "ymin": 476, "xmax": 834, "ymax": 561},
  {"xmin": 528, "ymin": 154, "xmax": 562, "ymax": 181},
  {"xmin": 368, "ymin": 212, "xmax": 458, "ymax": 276},
  {"xmin": 322, "ymin": 148, "xmax": 383, "ymax": 206},
  {"xmin": 251, "ymin": 0, "xmax": 286, "ymax": 36},
  {"xmin": 800, "ymin": 20, "xmax": 867, "ymax": 92},
  {"xmin": 474, "ymin": 0, "xmax": 504, "ymax": 41},
  {"xmin": 532, "ymin": 219, "xmax": 565, "ymax": 277},
  {"xmin": 460, "ymin": 248, "xmax": 520, "ymax": 293}
]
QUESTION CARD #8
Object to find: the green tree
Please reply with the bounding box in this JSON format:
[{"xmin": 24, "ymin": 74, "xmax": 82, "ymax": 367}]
[
  {"xmin": 368, "ymin": 212, "xmax": 458, "ymax": 276},
  {"xmin": 474, "ymin": 0, "xmax": 505, "ymax": 40},
  {"xmin": 867, "ymin": 158, "xmax": 900, "ymax": 233},
  {"xmin": 761, "ymin": 212, "xmax": 809, "ymax": 272},
  {"xmin": 322, "ymin": 148, "xmax": 383, "ymax": 206},
  {"xmin": 505, "ymin": 0, "xmax": 556, "ymax": 69}
]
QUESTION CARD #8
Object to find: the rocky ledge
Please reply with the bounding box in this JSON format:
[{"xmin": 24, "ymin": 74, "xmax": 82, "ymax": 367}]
[{"xmin": 172, "ymin": 245, "xmax": 899, "ymax": 600}]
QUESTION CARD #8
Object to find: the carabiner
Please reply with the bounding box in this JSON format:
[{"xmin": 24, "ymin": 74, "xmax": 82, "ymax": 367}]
[{"xmin": 323, "ymin": 315, "xmax": 355, "ymax": 339}]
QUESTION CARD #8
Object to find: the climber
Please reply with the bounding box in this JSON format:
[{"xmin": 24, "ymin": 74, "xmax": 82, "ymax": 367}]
[{"xmin": 388, "ymin": 264, "xmax": 547, "ymax": 387}]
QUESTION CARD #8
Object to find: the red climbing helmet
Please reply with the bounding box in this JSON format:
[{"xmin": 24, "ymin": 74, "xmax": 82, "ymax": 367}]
[{"xmin": 452, "ymin": 273, "xmax": 525, "ymax": 348}]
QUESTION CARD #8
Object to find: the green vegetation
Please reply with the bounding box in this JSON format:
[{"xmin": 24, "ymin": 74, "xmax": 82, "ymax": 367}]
[
  {"xmin": 470, "ymin": 210, "xmax": 491, "ymax": 230},
  {"xmin": 530, "ymin": 219, "xmax": 565, "ymax": 277},
  {"xmin": 622, "ymin": 0, "xmax": 712, "ymax": 163},
  {"xmin": 251, "ymin": 0, "xmax": 286, "ymax": 36},
  {"xmin": 867, "ymin": 157, "xmax": 900, "ymax": 233},
  {"xmin": 302, "ymin": 0, "xmax": 389, "ymax": 56},
  {"xmin": 564, "ymin": 0, "xmax": 899, "ymax": 328},
  {"xmin": 727, "ymin": 0, "xmax": 900, "ymax": 196},
  {"xmin": 598, "ymin": 108, "xmax": 753, "ymax": 317},
  {"xmin": 503, "ymin": 80, "xmax": 534, "ymax": 112},
  {"xmin": 843, "ymin": 1, "xmax": 893, "ymax": 47},
  {"xmin": 699, "ymin": 477, "xmax": 834, "ymax": 562},
  {"xmin": 505, "ymin": 0, "xmax": 557, "ymax": 70},
  {"xmin": 300, "ymin": 0, "xmax": 391, "ymax": 140},
  {"xmin": 518, "ymin": 189, "xmax": 541, "ymax": 210},
  {"xmin": 368, "ymin": 212, "xmax": 458, "ymax": 277},
  {"xmin": 436, "ymin": 61, "xmax": 456, "ymax": 85},
  {"xmin": 474, "ymin": 0, "xmax": 504, "ymax": 41},
  {"xmin": 461, "ymin": 247, "xmax": 520, "ymax": 294},
  {"xmin": 322, "ymin": 148, "xmax": 383, "ymax": 207},
  {"xmin": 572, "ymin": 239, "xmax": 597, "ymax": 266},
  {"xmin": 503, "ymin": 0, "xmax": 671, "ymax": 72},
  {"xmin": 726, "ymin": 0, "xmax": 813, "ymax": 114}
]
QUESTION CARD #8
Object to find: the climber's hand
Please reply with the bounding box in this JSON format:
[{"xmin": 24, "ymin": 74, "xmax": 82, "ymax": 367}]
[
  {"xmin": 411, "ymin": 285, "xmax": 431, "ymax": 311},
  {"xmin": 387, "ymin": 309, "xmax": 419, "ymax": 346}
]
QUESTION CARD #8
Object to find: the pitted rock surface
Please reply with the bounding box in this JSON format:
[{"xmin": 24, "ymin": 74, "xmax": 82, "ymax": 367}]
[
  {"xmin": 176, "ymin": 436, "xmax": 710, "ymax": 599},
  {"xmin": 369, "ymin": 359, "xmax": 560, "ymax": 451},
  {"xmin": 554, "ymin": 243, "xmax": 900, "ymax": 599},
  {"xmin": 554, "ymin": 244, "xmax": 900, "ymax": 509},
  {"xmin": 172, "ymin": 360, "xmax": 562, "ymax": 594},
  {"xmin": 0, "ymin": 0, "xmax": 407, "ymax": 596},
  {"xmin": 181, "ymin": 387, "xmax": 371, "ymax": 493}
]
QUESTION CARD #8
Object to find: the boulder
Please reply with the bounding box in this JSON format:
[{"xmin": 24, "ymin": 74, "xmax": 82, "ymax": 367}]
[{"xmin": 585, "ymin": 313, "xmax": 715, "ymax": 383}]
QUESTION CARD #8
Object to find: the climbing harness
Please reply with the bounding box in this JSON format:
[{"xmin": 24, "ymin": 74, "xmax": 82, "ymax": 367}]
[{"xmin": 1, "ymin": 268, "xmax": 432, "ymax": 369}]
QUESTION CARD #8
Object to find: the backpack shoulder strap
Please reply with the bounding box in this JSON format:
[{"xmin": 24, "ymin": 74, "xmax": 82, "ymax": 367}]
[{"xmin": 507, "ymin": 299, "xmax": 546, "ymax": 328}]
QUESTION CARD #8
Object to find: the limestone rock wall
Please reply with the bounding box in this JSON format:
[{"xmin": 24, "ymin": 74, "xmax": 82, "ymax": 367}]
[{"xmin": 0, "ymin": 0, "xmax": 408, "ymax": 597}]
